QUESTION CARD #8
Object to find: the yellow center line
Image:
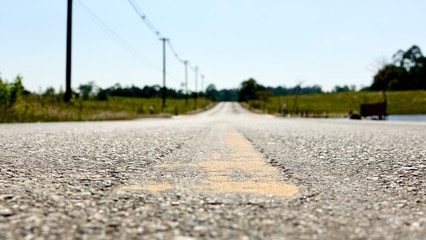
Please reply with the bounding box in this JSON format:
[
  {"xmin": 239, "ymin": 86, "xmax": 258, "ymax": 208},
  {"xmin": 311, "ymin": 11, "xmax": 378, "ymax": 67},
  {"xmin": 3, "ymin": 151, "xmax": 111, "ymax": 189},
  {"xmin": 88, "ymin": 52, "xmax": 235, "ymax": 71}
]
[{"xmin": 116, "ymin": 124, "xmax": 299, "ymax": 197}]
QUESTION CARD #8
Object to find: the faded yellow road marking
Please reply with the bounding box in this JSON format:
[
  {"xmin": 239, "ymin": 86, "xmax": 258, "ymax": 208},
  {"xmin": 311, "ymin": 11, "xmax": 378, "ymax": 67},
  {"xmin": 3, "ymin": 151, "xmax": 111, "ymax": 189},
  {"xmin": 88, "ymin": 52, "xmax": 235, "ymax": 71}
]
[
  {"xmin": 194, "ymin": 128, "xmax": 298, "ymax": 197},
  {"xmin": 116, "ymin": 125, "xmax": 299, "ymax": 197}
]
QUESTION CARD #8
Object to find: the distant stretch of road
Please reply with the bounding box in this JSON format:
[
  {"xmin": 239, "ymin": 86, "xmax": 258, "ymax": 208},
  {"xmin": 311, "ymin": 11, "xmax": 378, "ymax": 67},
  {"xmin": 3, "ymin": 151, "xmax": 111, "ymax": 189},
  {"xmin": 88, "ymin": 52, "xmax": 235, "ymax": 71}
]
[{"xmin": 0, "ymin": 102, "xmax": 425, "ymax": 239}]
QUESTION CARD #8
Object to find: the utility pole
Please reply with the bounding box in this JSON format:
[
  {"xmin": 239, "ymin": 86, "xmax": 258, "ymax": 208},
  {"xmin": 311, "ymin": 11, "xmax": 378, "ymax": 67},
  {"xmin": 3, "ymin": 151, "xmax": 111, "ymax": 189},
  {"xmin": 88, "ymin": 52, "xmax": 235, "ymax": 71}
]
[
  {"xmin": 64, "ymin": 0, "xmax": 73, "ymax": 102},
  {"xmin": 160, "ymin": 38, "xmax": 168, "ymax": 110},
  {"xmin": 194, "ymin": 66, "xmax": 198, "ymax": 109},
  {"xmin": 184, "ymin": 61, "xmax": 189, "ymax": 105},
  {"xmin": 201, "ymin": 74, "xmax": 205, "ymax": 96}
]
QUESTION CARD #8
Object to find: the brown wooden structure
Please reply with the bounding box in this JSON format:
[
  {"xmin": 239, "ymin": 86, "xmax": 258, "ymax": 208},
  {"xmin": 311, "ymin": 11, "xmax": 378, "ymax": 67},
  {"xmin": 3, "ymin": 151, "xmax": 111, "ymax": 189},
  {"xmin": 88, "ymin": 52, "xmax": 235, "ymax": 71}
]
[{"xmin": 360, "ymin": 91, "xmax": 388, "ymax": 120}]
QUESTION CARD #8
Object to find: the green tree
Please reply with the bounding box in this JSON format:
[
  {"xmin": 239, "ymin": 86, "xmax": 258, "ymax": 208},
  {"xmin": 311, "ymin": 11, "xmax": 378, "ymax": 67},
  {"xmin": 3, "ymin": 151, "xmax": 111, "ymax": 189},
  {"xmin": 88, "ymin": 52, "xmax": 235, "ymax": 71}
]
[
  {"xmin": 332, "ymin": 85, "xmax": 353, "ymax": 93},
  {"xmin": 205, "ymin": 84, "xmax": 219, "ymax": 101},
  {"xmin": 43, "ymin": 87, "xmax": 56, "ymax": 96},
  {"xmin": 0, "ymin": 75, "xmax": 11, "ymax": 107},
  {"xmin": 0, "ymin": 75, "xmax": 25, "ymax": 122},
  {"xmin": 238, "ymin": 78, "xmax": 265, "ymax": 102},
  {"xmin": 9, "ymin": 75, "xmax": 24, "ymax": 105},
  {"xmin": 96, "ymin": 89, "xmax": 108, "ymax": 101},
  {"xmin": 371, "ymin": 45, "xmax": 426, "ymax": 91},
  {"xmin": 371, "ymin": 64, "xmax": 406, "ymax": 91},
  {"xmin": 78, "ymin": 81, "xmax": 96, "ymax": 100}
]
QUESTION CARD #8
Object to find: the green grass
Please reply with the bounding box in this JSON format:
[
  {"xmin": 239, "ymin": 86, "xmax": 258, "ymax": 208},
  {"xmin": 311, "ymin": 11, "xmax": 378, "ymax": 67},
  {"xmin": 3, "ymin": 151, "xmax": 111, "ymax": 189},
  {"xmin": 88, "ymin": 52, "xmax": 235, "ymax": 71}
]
[
  {"xmin": 247, "ymin": 91, "xmax": 426, "ymax": 116},
  {"xmin": 0, "ymin": 95, "xmax": 212, "ymax": 123}
]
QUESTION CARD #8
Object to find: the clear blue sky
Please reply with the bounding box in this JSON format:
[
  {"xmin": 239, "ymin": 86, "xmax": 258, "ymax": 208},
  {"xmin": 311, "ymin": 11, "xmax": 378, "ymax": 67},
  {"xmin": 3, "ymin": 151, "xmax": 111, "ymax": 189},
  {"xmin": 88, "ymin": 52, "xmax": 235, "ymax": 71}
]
[{"xmin": 1, "ymin": 0, "xmax": 425, "ymax": 93}]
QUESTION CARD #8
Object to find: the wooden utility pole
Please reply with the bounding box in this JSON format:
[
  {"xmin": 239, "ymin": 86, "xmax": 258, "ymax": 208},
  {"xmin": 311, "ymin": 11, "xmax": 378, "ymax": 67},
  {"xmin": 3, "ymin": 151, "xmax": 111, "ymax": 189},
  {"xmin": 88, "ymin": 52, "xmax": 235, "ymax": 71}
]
[
  {"xmin": 201, "ymin": 74, "xmax": 205, "ymax": 95},
  {"xmin": 64, "ymin": 0, "xmax": 73, "ymax": 102},
  {"xmin": 184, "ymin": 61, "xmax": 189, "ymax": 105},
  {"xmin": 160, "ymin": 38, "xmax": 168, "ymax": 110},
  {"xmin": 194, "ymin": 66, "xmax": 198, "ymax": 109}
]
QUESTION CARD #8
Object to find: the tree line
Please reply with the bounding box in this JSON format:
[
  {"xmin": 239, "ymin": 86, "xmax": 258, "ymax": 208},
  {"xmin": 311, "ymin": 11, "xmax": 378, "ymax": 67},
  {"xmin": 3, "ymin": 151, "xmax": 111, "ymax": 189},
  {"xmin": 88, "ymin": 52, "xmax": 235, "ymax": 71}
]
[
  {"xmin": 2, "ymin": 45, "xmax": 424, "ymax": 108},
  {"xmin": 42, "ymin": 81, "xmax": 190, "ymax": 101},
  {"xmin": 236, "ymin": 45, "xmax": 425, "ymax": 102},
  {"xmin": 370, "ymin": 45, "xmax": 426, "ymax": 91}
]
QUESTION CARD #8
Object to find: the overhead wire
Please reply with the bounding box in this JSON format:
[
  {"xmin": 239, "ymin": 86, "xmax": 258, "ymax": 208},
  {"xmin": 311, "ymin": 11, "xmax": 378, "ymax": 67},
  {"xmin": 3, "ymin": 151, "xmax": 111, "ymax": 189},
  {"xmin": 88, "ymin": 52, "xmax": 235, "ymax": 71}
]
[
  {"xmin": 167, "ymin": 41, "xmax": 185, "ymax": 64},
  {"xmin": 75, "ymin": 0, "xmax": 183, "ymax": 86},
  {"xmin": 74, "ymin": 0, "xmax": 162, "ymax": 72},
  {"xmin": 128, "ymin": 0, "xmax": 206, "ymax": 89},
  {"xmin": 128, "ymin": 0, "xmax": 163, "ymax": 38}
]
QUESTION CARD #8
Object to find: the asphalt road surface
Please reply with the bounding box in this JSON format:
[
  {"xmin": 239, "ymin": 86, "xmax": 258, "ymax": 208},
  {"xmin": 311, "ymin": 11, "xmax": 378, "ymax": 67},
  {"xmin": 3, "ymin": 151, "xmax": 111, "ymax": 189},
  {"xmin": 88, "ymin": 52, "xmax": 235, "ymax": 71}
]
[{"xmin": 1, "ymin": 102, "xmax": 425, "ymax": 240}]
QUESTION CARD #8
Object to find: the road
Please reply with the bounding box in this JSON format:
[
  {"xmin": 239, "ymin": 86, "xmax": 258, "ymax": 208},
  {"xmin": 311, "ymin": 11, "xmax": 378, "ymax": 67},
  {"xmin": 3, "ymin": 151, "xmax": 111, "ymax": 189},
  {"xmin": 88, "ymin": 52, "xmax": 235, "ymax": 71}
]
[{"xmin": 0, "ymin": 102, "xmax": 425, "ymax": 239}]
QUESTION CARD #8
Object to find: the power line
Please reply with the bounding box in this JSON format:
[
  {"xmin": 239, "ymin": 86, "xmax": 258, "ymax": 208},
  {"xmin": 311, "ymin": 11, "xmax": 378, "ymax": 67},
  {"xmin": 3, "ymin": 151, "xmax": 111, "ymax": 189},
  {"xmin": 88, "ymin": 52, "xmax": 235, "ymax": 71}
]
[
  {"xmin": 128, "ymin": 0, "xmax": 206, "ymax": 89},
  {"xmin": 128, "ymin": 0, "xmax": 163, "ymax": 38},
  {"xmin": 75, "ymin": 0, "xmax": 162, "ymax": 72},
  {"xmin": 167, "ymin": 41, "xmax": 185, "ymax": 64},
  {"xmin": 128, "ymin": 0, "xmax": 191, "ymax": 87},
  {"xmin": 128, "ymin": 0, "xmax": 185, "ymax": 65}
]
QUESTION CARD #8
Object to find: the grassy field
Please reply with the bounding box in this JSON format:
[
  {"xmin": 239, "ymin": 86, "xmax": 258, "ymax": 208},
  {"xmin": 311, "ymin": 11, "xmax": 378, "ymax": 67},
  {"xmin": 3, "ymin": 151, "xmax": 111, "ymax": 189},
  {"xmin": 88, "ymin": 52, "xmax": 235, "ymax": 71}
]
[
  {"xmin": 247, "ymin": 91, "xmax": 426, "ymax": 117},
  {"xmin": 0, "ymin": 95, "xmax": 212, "ymax": 123}
]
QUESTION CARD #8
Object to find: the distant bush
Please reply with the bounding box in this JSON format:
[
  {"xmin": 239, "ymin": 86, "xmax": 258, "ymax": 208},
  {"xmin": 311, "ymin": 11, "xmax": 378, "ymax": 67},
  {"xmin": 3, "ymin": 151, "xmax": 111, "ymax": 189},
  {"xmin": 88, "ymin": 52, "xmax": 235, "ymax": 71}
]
[{"xmin": 0, "ymin": 75, "xmax": 24, "ymax": 108}]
